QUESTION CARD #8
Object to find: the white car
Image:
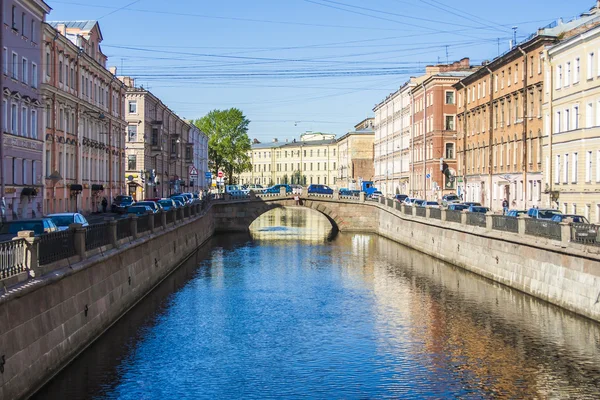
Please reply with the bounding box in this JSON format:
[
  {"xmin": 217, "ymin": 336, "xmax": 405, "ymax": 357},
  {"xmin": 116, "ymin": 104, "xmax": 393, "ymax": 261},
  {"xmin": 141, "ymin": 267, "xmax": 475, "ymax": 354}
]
[
  {"xmin": 48, "ymin": 213, "xmax": 89, "ymax": 231},
  {"xmin": 225, "ymin": 185, "xmax": 247, "ymax": 196}
]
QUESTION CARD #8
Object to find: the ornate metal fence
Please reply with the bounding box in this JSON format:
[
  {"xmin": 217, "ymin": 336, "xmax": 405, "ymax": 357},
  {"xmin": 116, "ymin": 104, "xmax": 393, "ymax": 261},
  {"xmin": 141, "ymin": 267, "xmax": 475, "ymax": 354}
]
[
  {"xmin": 117, "ymin": 218, "xmax": 132, "ymax": 240},
  {"xmin": 571, "ymin": 223, "xmax": 600, "ymax": 246},
  {"xmin": 429, "ymin": 208, "xmax": 442, "ymax": 220},
  {"xmin": 466, "ymin": 212, "xmax": 487, "ymax": 228},
  {"xmin": 85, "ymin": 223, "xmax": 111, "ymax": 251},
  {"xmin": 416, "ymin": 207, "xmax": 426, "ymax": 217},
  {"xmin": 446, "ymin": 210, "xmax": 462, "ymax": 223},
  {"xmin": 524, "ymin": 219, "xmax": 562, "ymax": 241},
  {"xmin": 492, "ymin": 215, "xmax": 518, "ymax": 233},
  {"xmin": 0, "ymin": 239, "xmax": 27, "ymax": 279},
  {"xmin": 39, "ymin": 230, "xmax": 76, "ymax": 265},
  {"xmin": 137, "ymin": 214, "xmax": 151, "ymax": 234}
]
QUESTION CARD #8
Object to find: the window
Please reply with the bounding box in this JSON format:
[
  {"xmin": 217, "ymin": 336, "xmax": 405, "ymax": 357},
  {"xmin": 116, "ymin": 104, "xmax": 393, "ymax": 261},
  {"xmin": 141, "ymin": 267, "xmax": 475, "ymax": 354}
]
[
  {"xmin": 21, "ymin": 12, "xmax": 25, "ymax": 35},
  {"xmin": 587, "ymin": 102, "xmax": 593, "ymax": 128},
  {"xmin": 588, "ymin": 53, "xmax": 595, "ymax": 79},
  {"xmin": 127, "ymin": 125, "xmax": 137, "ymax": 142},
  {"xmin": 597, "ymin": 151, "xmax": 600, "ymax": 183},
  {"xmin": 574, "ymin": 105, "xmax": 579, "ymax": 129},
  {"xmin": 11, "ymin": 6, "xmax": 16, "ymax": 30},
  {"xmin": 22, "ymin": 159, "xmax": 27, "ymax": 185},
  {"xmin": 557, "ymin": 65, "xmax": 562, "ymax": 88},
  {"xmin": 31, "ymin": 63, "xmax": 37, "ymax": 88},
  {"xmin": 31, "ymin": 110, "xmax": 37, "ymax": 139},
  {"xmin": 45, "ymin": 52, "xmax": 50, "ymax": 77},
  {"xmin": 586, "ymin": 151, "xmax": 592, "ymax": 182},
  {"xmin": 11, "ymin": 103, "xmax": 17, "ymax": 134},
  {"xmin": 573, "ymin": 152, "xmax": 578, "ymax": 183},
  {"xmin": 21, "ymin": 58, "xmax": 27, "ymax": 84},
  {"xmin": 2, "ymin": 47, "xmax": 7, "ymax": 74},
  {"xmin": 128, "ymin": 101, "xmax": 137, "ymax": 114},
  {"xmin": 21, "ymin": 107, "xmax": 27, "ymax": 137},
  {"xmin": 555, "ymin": 155, "xmax": 560, "ymax": 184},
  {"xmin": 564, "ymin": 154, "xmax": 569, "ymax": 183},
  {"xmin": 11, "ymin": 52, "xmax": 17, "ymax": 79},
  {"xmin": 32, "ymin": 161, "xmax": 37, "ymax": 185},
  {"xmin": 2, "ymin": 100, "xmax": 6, "ymax": 132},
  {"xmin": 575, "ymin": 58, "xmax": 580, "ymax": 83},
  {"xmin": 31, "ymin": 19, "xmax": 35, "ymax": 41},
  {"xmin": 565, "ymin": 62, "xmax": 571, "ymax": 86},
  {"xmin": 445, "ymin": 143, "xmax": 455, "ymax": 159},
  {"xmin": 445, "ymin": 115, "xmax": 455, "ymax": 130},
  {"xmin": 565, "ymin": 109, "xmax": 570, "ymax": 131},
  {"xmin": 127, "ymin": 155, "xmax": 136, "ymax": 171}
]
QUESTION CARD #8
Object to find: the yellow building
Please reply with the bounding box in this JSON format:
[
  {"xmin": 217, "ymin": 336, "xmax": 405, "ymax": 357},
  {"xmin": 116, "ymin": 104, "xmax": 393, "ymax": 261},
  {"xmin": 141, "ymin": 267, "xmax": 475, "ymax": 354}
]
[{"xmin": 544, "ymin": 21, "xmax": 600, "ymax": 222}]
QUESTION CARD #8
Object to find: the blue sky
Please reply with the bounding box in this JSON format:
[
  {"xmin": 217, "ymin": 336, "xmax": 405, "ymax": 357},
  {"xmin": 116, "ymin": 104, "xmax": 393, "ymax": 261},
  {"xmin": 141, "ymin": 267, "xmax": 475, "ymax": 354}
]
[{"xmin": 48, "ymin": 0, "xmax": 593, "ymax": 141}]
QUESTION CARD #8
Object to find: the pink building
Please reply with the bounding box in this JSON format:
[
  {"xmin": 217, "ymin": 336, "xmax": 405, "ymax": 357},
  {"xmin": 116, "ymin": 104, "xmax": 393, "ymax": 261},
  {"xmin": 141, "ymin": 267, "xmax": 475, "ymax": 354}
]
[{"xmin": 0, "ymin": 0, "xmax": 51, "ymax": 221}]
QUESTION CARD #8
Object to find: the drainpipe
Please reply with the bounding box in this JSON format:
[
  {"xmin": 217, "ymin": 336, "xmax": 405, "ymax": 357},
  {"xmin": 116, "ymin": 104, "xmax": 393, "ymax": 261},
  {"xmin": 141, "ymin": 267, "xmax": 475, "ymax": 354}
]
[
  {"xmin": 422, "ymin": 82, "xmax": 427, "ymax": 200},
  {"xmin": 459, "ymin": 82, "xmax": 468, "ymax": 200},
  {"xmin": 518, "ymin": 46, "xmax": 528, "ymax": 210},
  {"xmin": 545, "ymin": 50, "xmax": 554, "ymax": 208},
  {"xmin": 0, "ymin": 3, "xmax": 4, "ymax": 215},
  {"xmin": 485, "ymin": 66, "xmax": 495, "ymax": 210},
  {"xmin": 410, "ymin": 90, "xmax": 415, "ymax": 197}
]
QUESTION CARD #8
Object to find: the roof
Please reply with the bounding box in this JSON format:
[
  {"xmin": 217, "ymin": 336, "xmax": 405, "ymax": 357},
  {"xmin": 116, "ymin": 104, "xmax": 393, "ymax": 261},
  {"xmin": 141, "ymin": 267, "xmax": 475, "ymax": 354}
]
[
  {"xmin": 250, "ymin": 139, "xmax": 336, "ymax": 150},
  {"xmin": 48, "ymin": 20, "xmax": 97, "ymax": 31}
]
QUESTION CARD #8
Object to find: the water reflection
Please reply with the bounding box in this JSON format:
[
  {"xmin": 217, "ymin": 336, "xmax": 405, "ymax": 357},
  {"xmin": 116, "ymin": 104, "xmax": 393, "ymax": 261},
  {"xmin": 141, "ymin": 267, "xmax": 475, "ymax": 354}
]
[
  {"xmin": 33, "ymin": 212, "xmax": 600, "ymax": 399},
  {"xmin": 249, "ymin": 206, "xmax": 334, "ymax": 242}
]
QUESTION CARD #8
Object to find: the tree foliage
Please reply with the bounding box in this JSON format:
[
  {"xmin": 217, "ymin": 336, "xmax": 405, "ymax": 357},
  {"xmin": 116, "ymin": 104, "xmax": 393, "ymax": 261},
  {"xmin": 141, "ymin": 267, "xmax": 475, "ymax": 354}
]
[{"xmin": 193, "ymin": 108, "xmax": 252, "ymax": 184}]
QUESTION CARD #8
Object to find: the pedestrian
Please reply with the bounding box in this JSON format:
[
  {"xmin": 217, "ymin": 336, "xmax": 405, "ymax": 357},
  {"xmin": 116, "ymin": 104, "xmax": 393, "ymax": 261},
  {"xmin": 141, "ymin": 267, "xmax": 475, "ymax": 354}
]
[
  {"xmin": 101, "ymin": 197, "xmax": 108, "ymax": 213},
  {"xmin": 502, "ymin": 198, "xmax": 509, "ymax": 215}
]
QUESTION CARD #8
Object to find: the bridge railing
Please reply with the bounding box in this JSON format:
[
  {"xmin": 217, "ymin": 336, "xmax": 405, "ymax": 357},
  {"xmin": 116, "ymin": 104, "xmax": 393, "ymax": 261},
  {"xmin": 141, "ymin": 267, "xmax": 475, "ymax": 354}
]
[{"xmin": 0, "ymin": 203, "xmax": 206, "ymax": 288}]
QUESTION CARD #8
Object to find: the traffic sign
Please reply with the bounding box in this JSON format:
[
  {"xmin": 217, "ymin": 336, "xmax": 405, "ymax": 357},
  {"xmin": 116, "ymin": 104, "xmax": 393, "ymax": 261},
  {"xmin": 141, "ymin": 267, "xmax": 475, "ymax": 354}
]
[
  {"xmin": 426, "ymin": 173, "xmax": 431, "ymax": 179},
  {"xmin": 218, "ymin": 171, "xmax": 224, "ymax": 178},
  {"xmin": 205, "ymin": 172, "xmax": 212, "ymax": 179},
  {"xmin": 189, "ymin": 165, "xmax": 198, "ymax": 176}
]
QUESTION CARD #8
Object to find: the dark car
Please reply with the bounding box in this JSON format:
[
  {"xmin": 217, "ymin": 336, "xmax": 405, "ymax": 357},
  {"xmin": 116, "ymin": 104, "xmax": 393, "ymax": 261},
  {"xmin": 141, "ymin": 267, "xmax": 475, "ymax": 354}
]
[
  {"xmin": 469, "ymin": 205, "xmax": 490, "ymax": 213},
  {"xmin": 126, "ymin": 205, "xmax": 153, "ymax": 216},
  {"xmin": 170, "ymin": 195, "xmax": 188, "ymax": 206},
  {"xmin": 551, "ymin": 214, "xmax": 589, "ymax": 224},
  {"xmin": 447, "ymin": 203, "xmax": 469, "ymax": 211},
  {"xmin": 307, "ymin": 184, "xmax": 333, "ymax": 195},
  {"xmin": 265, "ymin": 184, "xmax": 292, "ymax": 194},
  {"xmin": 0, "ymin": 218, "xmax": 58, "ymax": 241},
  {"xmin": 339, "ymin": 189, "xmax": 354, "ymax": 196},
  {"xmin": 395, "ymin": 194, "xmax": 409, "ymax": 202},
  {"xmin": 112, "ymin": 195, "xmax": 134, "ymax": 214},
  {"xmin": 462, "ymin": 202, "xmax": 482, "ymax": 207},
  {"xmin": 135, "ymin": 201, "xmax": 161, "ymax": 213},
  {"xmin": 527, "ymin": 208, "xmax": 562, "ymax": 220},
  {"xmin": 157, "ymin": 199, "xmax": 177, "ymax": 212},
  {"xmin": 506, "ymin": 209, "xmax": 527, "ymax": 218}
]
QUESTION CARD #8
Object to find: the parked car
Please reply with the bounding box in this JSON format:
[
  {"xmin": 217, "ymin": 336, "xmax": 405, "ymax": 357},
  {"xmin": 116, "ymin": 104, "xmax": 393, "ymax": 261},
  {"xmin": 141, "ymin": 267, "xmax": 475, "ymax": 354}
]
[
  {"xmin": 423, "ymin": 201, "xmax": 440, "ymax": 208},
  {"xmin": 506, "ymin": 209, "xmax": 527, "ymax": 218},
  {"xmin": 462, "ymin": 202, "xmax": 481, "ymax": 207},
  {"xmin": 135, "ymin": 201, "xmax": 161, "ymax": 214},
  {"xmin": 247, "ymin": 184, "xmax": 266, "ymax": 194},
  {"xmin": 0, "ymin": 218, "xmax": 59, "ymax": 241},
  {"xmin": 265, "ymin": 184, "xmax": 292, "ymax": 194},
  {"xmin": 112, "ymin": 195, "xmax": 134, "ymax": 214},
  {"xmin": 172, "ymin": 198, "xmax": 185, "ymax": 208},
  {"xmin": 395, "ymin": 194, "xmax": 409, "ymax": 203},
  {"xmin": 307, "ymin": 184, "xmax": 333, "ymax": 195},
  {"xmin": 225, "ymin": 185, "xmax": 247, "ymax": 196},
  {"xmin": 47, "ymin": 213, "xmax": 89, "ymax": 231},
  {"xmin": 171, "ymin": 195, "xmax": 189, "ymax": 206},
  {"xmin": 447, "ymin": 203, "xmax": 469, "ymax": 211},
  {"xmin": 551, "ymin": 214, "xmax": 590, "ymax": 224},
  {"xmin": 441, "ymin": 194, "xmax": 461, "ymax": 206},
  {"xmin": 157, "ymin": 199, "xmax": 177, "ymax": 212},
  {"xmin": 527, "ymin": 208, "xmax": 562, "ymax": 220},
  {"xmin": 403, "ymin": 198, "xmax": 417, "ymax": 205},
  {"xmin": 412, "ymin": 199, "xmax": 426, "ymax": 207},
  {"xmin": 126, "ymin": 205, "xmax": 153, "ymax": 216},
  {"xmin": 468, "ymin": 205, "xmax": 490, "ymax": 213},
  {"xmin": 369, "ymin": 191, "xmax": 383, "ymax": 199}
]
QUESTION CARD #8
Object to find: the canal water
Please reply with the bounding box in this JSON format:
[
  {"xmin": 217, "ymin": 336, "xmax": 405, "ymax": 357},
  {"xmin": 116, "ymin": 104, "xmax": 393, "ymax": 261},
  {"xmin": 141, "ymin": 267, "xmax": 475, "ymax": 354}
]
[{"xmin": 34, "ymin": 207, "xmax": 600, "ymax": 399}]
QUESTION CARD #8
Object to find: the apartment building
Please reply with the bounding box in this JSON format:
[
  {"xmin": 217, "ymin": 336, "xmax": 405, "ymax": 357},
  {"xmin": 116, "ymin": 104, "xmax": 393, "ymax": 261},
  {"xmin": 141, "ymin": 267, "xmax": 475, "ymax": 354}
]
[
  {"xmin": 122, "ymin": 78, "xmax": 207, "ymax": 200},
  {"xmin": 41, "ymin": 21, "xmax": 127, "ymax": 214},
  {"xmin": 543, "ymin": 21, "xmax": 600, "ymax": 222},
  {"xmin": 239, "ymin": 132, "xmax": 338, "ymax": 187},
  {"xmin": 456, "ymin": 9, "xmax": 600, "ymax": 211},
  {"xmin": 0, "ymin": 0, "xmax": 51, "ymax": 221},
  {"xmin": 337, "ymin": 118, "xmax": 374, "ymax": 190}
]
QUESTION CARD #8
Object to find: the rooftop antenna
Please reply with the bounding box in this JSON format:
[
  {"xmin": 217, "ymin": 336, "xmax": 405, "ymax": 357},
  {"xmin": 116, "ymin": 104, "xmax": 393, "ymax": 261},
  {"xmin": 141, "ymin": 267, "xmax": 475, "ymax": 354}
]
[
  {"xmin": 445, "ymin": 45, "xmax": 449, "ymax": 64},
  {"xmin": 512, "ymin": 26, "xmax": 518, "ymax": 49}
]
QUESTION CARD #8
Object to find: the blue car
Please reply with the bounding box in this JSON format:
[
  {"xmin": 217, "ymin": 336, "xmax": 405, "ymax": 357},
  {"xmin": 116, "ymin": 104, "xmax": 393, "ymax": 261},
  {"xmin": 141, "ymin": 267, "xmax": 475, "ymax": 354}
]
[
  {"xmin": 448, "ymin": 203, "xmax": 469, "ymax": 211},
  {"xmin": 265, "ymin": 184, "xmax": 292, "ymax": 194},
  {"xmin": 308, "ymin": 184, "xmax": 333, "ymax": 195},
  {"xmin": 468, "ymin": 205, "xmax": 490, "ymax": 213}
]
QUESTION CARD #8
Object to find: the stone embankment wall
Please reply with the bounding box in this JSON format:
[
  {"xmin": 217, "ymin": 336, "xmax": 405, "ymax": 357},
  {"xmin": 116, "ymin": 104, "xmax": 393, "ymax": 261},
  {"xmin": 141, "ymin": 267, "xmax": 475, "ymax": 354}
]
[{"xmin": 0, "ymin": 210, "xmax": 215, "ymax": 400}]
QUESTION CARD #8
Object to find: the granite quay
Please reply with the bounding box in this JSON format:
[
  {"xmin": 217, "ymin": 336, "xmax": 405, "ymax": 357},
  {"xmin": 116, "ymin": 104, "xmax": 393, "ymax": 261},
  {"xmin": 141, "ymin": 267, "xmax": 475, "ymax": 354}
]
[{"xmin": 0, "ymin": 193, "xmax": 600, "ymax": 399}]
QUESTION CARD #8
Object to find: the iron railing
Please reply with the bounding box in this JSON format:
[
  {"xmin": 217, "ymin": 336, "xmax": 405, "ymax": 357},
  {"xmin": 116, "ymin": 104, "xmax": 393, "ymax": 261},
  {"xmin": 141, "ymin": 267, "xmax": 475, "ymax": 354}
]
[
  {"xmin": 403, "ymin": 206, "xmax": 412, "ymax": 216},
  {"xmin": 429, "ymin": 208, "xmax": 442, "ymax": 220},
  {"xmin": 524, "ymin": 219, "xmax": 562, "ymax": 241},
  {"xmin": 466, "ymin": 212, "xmax": 487, "ymax": 228},
  {"xmin": 137, "ymin": 214, "xmax": 151, "ymax": 234},
  {"xmin": 39, "ymin": 230, "xmax": 76, "ymax": 265},
  {"xmin": 0, "ymin": 239, "xmax": 27, "ymax": 279},
  {"xmin": 416, "ymin": 207, "xmax": 426, "ymax": 217},
  {"xmin": 446, "ymin": 210, "xmax": 462, "ymax": 223},
  {"xmin": 571, "ymin": 223, "xmax": 600, "ymax": 246},
  {"xmin": 184, "ymin": 206, "xmax": 190, "ymax": 218},
  {"xmin": 166, "ymin": 209, "xmax": 175, "ymax": 224},
  {"xmin": 117, "ymin": 218, "xmax": 132, "ymax": 240},
  {"xmin": 492, "ymin": 215, "xmax": 518, "ymax": 233},
  {"xmin": 154, "ymin": 213, "xmax": 162, "ymax": 229},
  {"xmin": 85, "ymin": 223, "xmax": 111, "ymax": 251}
]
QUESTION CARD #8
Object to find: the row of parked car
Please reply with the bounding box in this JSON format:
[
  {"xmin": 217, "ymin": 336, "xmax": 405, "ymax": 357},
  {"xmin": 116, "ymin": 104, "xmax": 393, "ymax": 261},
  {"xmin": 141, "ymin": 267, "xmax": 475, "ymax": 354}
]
[{"xmin": 111, "ymin": 193, "xmax": 202, "ymax": 216}]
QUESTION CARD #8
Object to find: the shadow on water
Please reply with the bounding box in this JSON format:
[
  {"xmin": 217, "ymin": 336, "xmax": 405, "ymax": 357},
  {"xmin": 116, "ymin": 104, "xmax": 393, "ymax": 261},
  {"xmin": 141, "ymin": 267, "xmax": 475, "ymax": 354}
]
[{"xmin": 33, "ymin": 208, "xmax": 600, "ymax": 399}]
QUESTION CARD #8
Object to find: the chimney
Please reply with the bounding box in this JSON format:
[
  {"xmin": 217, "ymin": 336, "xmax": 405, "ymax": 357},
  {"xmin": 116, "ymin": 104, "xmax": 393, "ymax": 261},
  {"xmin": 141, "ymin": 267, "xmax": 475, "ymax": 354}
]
[
  {"xmin": 273, "ymin": 138, "xmax": 278, "ymax": 143},
  {"xmin": 57, "ymin": 23, "xmax": 66, "ymax": 36},
  {"xmin": 118, "ymin": 76, "xmax": 135, "ymax": 88},
  {"xmin": 109, "ymin": 66, "xmax": 117, "ymax": 75}
]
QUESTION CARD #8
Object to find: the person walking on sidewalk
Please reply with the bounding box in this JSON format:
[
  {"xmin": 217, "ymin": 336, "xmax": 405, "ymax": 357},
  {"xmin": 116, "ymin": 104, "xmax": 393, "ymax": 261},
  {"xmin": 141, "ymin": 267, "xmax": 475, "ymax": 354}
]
[
  {"xmin": 502, "ymin": 198, "xmax": 509, "ymax": 215},
  {"xmin": 101, "ymin": 197, "xmax": 108, "ymax": 213}
]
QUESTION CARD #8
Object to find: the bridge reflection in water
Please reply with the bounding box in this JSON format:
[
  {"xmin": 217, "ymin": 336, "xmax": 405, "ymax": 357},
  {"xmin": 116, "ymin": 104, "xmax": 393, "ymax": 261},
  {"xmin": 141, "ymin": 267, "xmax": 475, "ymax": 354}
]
[
  {"xmin": 249, "ymin": 206, "xmax": 335, "ymax": 242},
  {"xmin": 33, "ymin": 207, "xmax": 600, "ymax": 399}
]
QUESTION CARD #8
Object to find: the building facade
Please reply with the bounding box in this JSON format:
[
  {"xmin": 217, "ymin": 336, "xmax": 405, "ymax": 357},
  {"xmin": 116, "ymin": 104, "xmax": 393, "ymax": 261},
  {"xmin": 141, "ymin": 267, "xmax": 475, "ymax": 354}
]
[
  {"xmin": 41, "ymin": 21, "xmax": 127, "ymax": 215},
  {"xmin": 122, "ymin": 78, "xmax": 207, "ymax": 200},
  {"xmin": 543, "ymin": 22, "xmax": 600, "ymax": 222},
  {"xmin": 239, "ymin": 132, "xmax": 338, "ymax": 187},
  {"xmin": 1, "ymin": 0, "xmax": 51, "ymax": 221},
  {"xmin": 337, "ymin": 118, "xmax": 374, "ymax": 190},
  {"xmin": 410, "ymin": 65, "xmax": 472, "ymax": 200}
]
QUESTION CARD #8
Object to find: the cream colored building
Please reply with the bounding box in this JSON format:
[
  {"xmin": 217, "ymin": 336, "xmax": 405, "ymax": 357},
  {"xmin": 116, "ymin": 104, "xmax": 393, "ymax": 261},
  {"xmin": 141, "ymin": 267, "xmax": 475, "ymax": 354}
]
[
  {"xmin": 543, "ymin": 21, "xmax": 600, "ymax": 222},
  {"xmin": 337, "ymin": 119, "xmax": 375, "ymax": 190},
  {"xmin": 239, "ymin": 132, "xmax": 338, "ymax": 187}
]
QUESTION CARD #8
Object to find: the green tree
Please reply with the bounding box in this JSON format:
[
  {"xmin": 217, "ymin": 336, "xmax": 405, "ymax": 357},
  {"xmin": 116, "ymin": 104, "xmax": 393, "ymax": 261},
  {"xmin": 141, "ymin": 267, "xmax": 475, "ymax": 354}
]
[
  {"xmin": 292, "ymin": 170, "xmax": 302, "ymax": 185},
  {"xmin": 193, "ymin": 108, "xmax": 252, "ymax": 183},
  {"xmin": 283, "ymin": 174, "xmax": 289, "ymax": 184}
]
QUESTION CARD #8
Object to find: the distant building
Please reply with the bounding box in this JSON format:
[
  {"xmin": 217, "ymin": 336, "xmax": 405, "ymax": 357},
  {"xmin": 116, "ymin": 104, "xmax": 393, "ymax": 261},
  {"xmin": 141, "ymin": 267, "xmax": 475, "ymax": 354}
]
[
  {"xmin": 336, "ymin": 118, "xmax": 374, "ymax": 190},
  {"xmin": 0, "ymin": 0, "xmax": 51, "ymax": 220},
  {"xmin": 41, "ymin": 20, "xmax": 127, "ymax": 214}
]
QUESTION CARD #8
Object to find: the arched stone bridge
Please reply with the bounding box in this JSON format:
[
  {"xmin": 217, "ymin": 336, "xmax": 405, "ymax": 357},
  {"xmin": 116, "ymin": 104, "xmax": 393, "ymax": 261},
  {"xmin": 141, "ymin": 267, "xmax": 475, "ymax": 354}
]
[{"xmin": 211, "ymin": 194, "xmax": 380, "ymax": 233}]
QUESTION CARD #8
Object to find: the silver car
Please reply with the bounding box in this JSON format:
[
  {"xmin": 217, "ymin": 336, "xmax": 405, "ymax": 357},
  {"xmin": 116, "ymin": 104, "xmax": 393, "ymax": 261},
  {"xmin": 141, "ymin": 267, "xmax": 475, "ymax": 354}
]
[{"xmin": 47, "ymin": 213, "xmax": 89, "ymax": 231}]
